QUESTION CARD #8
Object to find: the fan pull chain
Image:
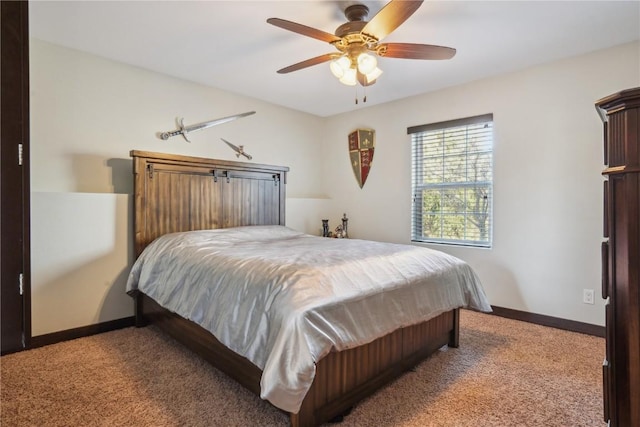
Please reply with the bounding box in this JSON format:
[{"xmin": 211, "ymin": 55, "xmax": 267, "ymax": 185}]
[{"xmin": 354, "ymin": 86, "xmax": 368, "ymax": 105}]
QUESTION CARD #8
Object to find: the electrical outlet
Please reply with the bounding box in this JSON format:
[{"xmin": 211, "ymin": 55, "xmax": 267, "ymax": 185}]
[{"xmin": 583, "ymin": 289, "xmax": 595, "ymax": 305}]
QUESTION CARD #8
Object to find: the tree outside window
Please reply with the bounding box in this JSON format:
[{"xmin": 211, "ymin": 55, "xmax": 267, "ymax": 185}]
[{"xmin": 409, "ymin": 114, "xmax": 493, "ymax": 247}]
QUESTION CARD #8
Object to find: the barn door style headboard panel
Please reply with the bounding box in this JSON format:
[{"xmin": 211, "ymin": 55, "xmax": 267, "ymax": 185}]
[{"xmin": 130, "ymin": 150, "xmax": 289, "ymax": 256}]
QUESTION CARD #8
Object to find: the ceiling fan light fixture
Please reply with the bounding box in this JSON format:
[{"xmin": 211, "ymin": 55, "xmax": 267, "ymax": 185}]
[
  {"xmin": 339, "ymin": 67, "xmax": 358, "ymax": 86},
  {"xmin": 356, "ymin": 52, "xmax": 377, "ymax": 75},
  {"xmin": 268, "ymin": 0, "xmax": 456, "ymax": 93},
  {"xmin": 329, "ymin": 56, "xmax": 351, "ymax": 78}
]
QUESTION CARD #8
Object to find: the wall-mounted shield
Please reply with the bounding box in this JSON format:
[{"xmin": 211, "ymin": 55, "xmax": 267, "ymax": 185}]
[{"xmin": 348, "ymin": 129, "xmax": 375, "ymax": 188}]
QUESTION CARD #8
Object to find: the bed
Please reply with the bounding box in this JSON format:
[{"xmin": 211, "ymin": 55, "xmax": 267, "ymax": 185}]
[{"xmin": 127, "ymin": 150, "xmax": 491, "ymax": 426}]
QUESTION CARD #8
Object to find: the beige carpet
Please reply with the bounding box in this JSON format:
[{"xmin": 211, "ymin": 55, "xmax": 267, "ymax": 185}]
[{"xmin": 1, "ymin": 310, "xmax": 604, "ymax": 426}]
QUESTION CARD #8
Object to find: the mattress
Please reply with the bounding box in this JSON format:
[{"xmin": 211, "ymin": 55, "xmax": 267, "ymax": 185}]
[{"xmin": 126, "ymin": 225, "xmax": 491, "ymax": 412}]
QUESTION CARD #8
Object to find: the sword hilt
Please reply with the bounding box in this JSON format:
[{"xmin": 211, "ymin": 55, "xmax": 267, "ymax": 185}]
[
  {"xmin": 159, "ymin": 130, "xmax": 181, "ymax": 140},
  {"xmin": 159, "ymin": 118, "xmax": 190, "ymax": 142}
]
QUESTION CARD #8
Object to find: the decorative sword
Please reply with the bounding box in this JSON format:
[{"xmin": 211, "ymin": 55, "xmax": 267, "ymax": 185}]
[
  {"xmin": 221, "ymin": 138, "xmax": 252, "ymax": 160},
  {"xmin": 158, "ymin": 111, "xmax": 255, "ymax": 142}
]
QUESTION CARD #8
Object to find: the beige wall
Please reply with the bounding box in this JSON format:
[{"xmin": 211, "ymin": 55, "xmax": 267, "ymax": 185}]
[
  {"xmin": 321, "ymin": 41, "xmax": 640, "ymax": 326},
  {"xmin": 29, "ymin": 39, "xmax": 329, "ymax": 335},
  {"xmin": 30, "ymin": 38, "xmax": 638, "ymax": 335}
]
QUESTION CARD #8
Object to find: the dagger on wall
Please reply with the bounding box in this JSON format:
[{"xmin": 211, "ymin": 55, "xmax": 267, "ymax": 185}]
[{"xmin": 221, "ymin": 138, "xmax": 252, "ymax": 160}]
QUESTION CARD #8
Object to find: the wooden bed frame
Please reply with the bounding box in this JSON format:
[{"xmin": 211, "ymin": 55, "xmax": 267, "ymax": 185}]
[{"xmin": 130, "ymin": 150, "xmax": 460, "ymax": 427}]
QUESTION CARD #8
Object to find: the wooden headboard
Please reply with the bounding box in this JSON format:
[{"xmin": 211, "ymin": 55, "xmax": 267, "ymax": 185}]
[{"xmin": 130, "ymin": 150, "xmax": 289, "ymax": 257}]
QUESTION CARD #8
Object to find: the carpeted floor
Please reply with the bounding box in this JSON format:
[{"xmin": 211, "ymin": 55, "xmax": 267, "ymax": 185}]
[{"xmin": 1, "ymin": 310, "xmax": 604, "ymax": 426}]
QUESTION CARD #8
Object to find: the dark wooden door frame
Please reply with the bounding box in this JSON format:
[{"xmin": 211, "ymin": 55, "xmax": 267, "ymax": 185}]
[{"xmin": 1, "ymin": 0, "xmax": 31, "ymax": 355}]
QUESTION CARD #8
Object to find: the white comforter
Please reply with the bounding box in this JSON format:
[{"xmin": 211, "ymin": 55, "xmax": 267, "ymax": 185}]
[{"xmin": 126, "ymin": 225, "xmax": 491, "ymax": 413}]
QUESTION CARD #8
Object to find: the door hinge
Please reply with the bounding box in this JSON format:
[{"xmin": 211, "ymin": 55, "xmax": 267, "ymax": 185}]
[
  {"xmin": 18, "ymin": 144, "xmax": 23, "ymax": 166},
  {"xmin": 19, "ymin": 273, "xmax": 24, "ymax": 295}
]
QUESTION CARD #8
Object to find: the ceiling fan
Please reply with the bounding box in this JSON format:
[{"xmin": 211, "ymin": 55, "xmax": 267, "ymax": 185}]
[{"xmin": 267, "ymin": 0, "xmax": 456, "ymax": 87}]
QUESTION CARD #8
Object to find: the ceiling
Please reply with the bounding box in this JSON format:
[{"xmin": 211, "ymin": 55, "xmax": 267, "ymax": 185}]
[{"xmin": 29, "ymin": 1, "xmax": 640, "ymax": 117}]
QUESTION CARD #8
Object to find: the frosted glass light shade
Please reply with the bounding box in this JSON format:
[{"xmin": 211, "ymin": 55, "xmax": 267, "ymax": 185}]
[
  {"xmin": 330, "ymin": 54, "xmax": 381, "ymax": 86},
  {"xmin": 339, "ymin": 68, "xmax": 357, "ymax": 86},
  {"xmin": 365, "ymin": 67, "xmax": 383, "ymax": 83},
  {"xmin": 357, "ymin": 53, "xmax": 377, "ymax": 75},
  {"xmin": 330, "ymin": 56, "xmax": 351, "ymax": 78}
]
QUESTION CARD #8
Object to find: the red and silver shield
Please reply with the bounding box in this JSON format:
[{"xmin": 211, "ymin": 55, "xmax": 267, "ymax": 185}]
[{"xmin": 348, "ymin": 129, "xmax": 375, "ymax": 188}]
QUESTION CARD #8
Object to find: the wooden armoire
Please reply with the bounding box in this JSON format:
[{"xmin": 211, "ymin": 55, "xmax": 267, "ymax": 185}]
[{"xmin": 597, "ymin": 87, "xmax": 640, "ymax": 427}]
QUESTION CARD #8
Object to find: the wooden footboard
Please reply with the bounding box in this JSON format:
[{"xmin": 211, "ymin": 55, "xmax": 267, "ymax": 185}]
[
  {"xmin": 134, "ymin": 292, "xmax": 458, "ymax": 427},
  {"xmin": 293, "ymin": 308, "xmax": 458, "ymax": 426}
]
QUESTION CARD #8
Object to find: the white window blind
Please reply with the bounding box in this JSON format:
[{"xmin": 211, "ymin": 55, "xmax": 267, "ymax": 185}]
[{"xmin": 408, "ymin": 114, "xmax": 493, "ymax": 247}]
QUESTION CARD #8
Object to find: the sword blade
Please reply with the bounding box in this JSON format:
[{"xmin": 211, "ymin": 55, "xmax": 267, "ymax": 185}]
[
  {"xmin": 221, "ymin": 137, "xmax": 241, "ymax": 152},
  {"xmin": 159, "ymin": 111, "xmax": 255, "ymax": 141},
  {"xmin": 183, "ymin": 111, "xmax": 255, "ymax": 133}
]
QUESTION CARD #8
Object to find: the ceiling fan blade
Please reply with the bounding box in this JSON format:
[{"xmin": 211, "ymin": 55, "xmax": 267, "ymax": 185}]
[
  {"xmin": 276, "ymin": 53, "xmax": 339, "ymax": 74},
  {"xmin": 267, "ymin": 18, "xmax": 341, "ymax": 43},
  {"xmin": 379, "ymin": 43, "xmax": 456, "ymax": 60},
  {"xmin": 361, "ymin": 0, "xmax": 423, "ymax": 41}
]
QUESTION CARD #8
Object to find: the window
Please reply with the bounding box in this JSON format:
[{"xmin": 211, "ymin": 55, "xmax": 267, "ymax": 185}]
[{"xmin": 408, "ymin": 114, "xmax": 493, "ymax": 247}]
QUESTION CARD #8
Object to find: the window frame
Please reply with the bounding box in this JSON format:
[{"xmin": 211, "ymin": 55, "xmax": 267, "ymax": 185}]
[{"xmin": 408, "ymin": 113, "xmax": 494, "ymax": 248}]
